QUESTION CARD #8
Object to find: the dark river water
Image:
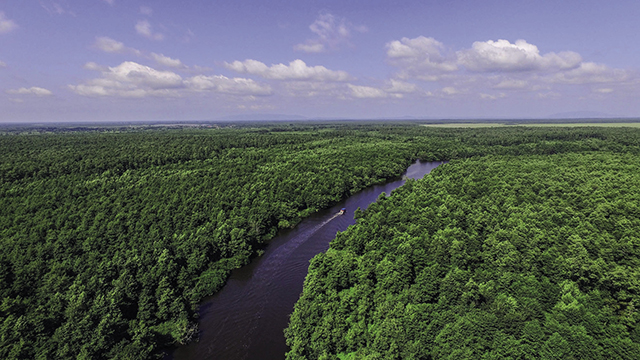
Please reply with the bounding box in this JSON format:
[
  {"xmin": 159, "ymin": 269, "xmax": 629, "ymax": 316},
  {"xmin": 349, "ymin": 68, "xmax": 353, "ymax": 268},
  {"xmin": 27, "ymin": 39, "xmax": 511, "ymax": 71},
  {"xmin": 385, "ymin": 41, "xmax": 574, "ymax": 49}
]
[{"xmin": 170, "ymin": 160, "xmax": 444, "ymax": 360}]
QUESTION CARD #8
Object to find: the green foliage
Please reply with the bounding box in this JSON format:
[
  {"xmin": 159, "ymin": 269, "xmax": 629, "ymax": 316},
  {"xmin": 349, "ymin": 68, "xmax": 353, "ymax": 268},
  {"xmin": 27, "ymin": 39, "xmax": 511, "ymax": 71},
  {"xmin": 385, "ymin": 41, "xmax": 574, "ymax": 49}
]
[
  {"xmin": 4, "ymin": 124, "xmax": 640, "ymax": 358},
  {"xmin": 286, "ymin": 151, "xmax": 640, "ymax": 360},
  {"xmin": 0, "ymin": 126, "xmax": 421, "ymax": 359}
]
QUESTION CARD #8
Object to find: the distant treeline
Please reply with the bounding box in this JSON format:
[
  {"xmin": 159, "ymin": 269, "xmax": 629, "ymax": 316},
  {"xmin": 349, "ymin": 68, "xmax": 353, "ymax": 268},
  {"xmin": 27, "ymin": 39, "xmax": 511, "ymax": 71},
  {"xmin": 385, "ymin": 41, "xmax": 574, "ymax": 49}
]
[{"xmin": 2, "ymin": 124, "xmax": 640, "ymax": 359}]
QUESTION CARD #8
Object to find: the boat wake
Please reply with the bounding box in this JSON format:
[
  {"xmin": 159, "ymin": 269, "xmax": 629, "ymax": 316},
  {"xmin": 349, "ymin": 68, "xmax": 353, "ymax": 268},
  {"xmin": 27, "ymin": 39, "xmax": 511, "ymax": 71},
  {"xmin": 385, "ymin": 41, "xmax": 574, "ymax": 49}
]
[
  {"xmin": 254, "ymin": 212, "xmax": 340, "ymax": 282},
  {"xmin": 232, "ymin": 212, "xmax": 342, "ymax": 357}
]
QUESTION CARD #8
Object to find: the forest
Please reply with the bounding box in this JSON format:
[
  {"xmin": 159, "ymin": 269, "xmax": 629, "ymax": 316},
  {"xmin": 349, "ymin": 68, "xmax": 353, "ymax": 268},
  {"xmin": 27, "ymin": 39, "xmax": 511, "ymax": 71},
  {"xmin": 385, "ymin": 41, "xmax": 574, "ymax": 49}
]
[
  {"xmin": 286, "ymin": 130, "xmax": 640, "ymax": 359},
  {"xmin": 2, "ymin": 123, "xmax": 640, "ymax": 358}
]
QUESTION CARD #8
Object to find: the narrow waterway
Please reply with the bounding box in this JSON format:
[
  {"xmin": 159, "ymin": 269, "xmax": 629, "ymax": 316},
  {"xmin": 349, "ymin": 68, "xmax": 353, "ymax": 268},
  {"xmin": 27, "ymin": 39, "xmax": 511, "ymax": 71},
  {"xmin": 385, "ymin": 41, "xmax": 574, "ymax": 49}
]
[{"xmin": 170, "ymin": 160, "xmax": 444, "ymax": 360}]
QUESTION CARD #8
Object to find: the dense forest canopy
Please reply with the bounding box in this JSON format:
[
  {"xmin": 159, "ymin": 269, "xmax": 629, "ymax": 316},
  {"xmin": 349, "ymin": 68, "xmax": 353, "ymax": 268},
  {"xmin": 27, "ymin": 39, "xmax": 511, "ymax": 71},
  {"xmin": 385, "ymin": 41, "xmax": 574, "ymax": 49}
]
[
  {"xmin": 286, "ymin": 132, "xmax": 640, "ymax": 359},
  {"xmin": 2, "ymin": 123, "xmax": 640, "ymax": 358}
]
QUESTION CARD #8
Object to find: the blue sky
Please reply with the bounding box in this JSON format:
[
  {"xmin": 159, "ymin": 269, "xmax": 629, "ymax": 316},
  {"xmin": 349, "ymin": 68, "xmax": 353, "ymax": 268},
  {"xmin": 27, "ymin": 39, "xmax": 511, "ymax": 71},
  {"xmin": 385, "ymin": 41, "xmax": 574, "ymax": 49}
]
[{"xmin": 1, "ymin": 0, "xmax": 640, "ymax": 122}]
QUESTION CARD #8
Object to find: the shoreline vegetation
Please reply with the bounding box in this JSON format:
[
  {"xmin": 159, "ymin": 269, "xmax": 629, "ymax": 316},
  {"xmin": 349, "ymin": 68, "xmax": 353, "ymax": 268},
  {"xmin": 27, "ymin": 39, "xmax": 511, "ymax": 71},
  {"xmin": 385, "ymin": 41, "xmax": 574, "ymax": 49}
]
[
  {"xmin": 2, "ymin": 123, "xmax": 640, "ymax": 359},
  {"xmin": 287, "ymin": 152, "xmax": 640, "ymax": 359}
]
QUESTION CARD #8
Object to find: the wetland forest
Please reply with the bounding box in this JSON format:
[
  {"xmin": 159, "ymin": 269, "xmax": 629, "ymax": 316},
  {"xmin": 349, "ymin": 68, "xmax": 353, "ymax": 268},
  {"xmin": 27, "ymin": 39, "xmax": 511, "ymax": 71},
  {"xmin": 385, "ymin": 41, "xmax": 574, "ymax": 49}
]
[{"xmin": 1, "ymin": 122, "xmax": 640, "ymax": 359}]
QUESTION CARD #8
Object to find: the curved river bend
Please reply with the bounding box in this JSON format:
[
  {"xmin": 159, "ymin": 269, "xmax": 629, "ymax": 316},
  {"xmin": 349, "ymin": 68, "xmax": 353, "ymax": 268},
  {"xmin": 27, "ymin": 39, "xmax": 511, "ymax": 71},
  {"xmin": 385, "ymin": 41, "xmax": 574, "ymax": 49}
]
[{"xmin": 171, "ymin": 160, "xmax": 444, "ymax": 360}]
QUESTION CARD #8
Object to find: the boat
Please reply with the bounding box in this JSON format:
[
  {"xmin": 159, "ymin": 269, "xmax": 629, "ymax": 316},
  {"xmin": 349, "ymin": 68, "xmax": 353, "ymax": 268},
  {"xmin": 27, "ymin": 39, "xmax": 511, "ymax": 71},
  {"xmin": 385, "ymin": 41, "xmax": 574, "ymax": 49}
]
[{"xmin": 339, "ymin": 208, "xmax": 346, "ymax": 215}]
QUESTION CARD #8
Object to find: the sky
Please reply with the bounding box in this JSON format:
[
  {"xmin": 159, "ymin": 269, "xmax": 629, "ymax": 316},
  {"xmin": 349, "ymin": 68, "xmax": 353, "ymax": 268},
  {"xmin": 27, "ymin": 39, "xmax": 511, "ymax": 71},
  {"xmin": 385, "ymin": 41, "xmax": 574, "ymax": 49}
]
[{"xmin": 1, "ymin": 0, "xmax": 640, "ymax": 122}]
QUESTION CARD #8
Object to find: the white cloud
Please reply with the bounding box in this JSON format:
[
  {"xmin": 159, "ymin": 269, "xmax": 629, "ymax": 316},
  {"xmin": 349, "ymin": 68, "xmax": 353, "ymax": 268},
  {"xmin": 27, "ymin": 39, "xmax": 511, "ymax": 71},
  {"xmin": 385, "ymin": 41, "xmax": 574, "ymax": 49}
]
[
  {"xmin": 386, "ymin": 79, "xmax": 418, "ymax": 94},
  {"xmin": 441, "ymin": 87, "xmax": 459, "ymax": 95},
  {"xmin": 348, "ymin": 84, "xmax": 387, "ymax": 99},
  {"xmin": 136, "ymin": 20, "xmax": 163, "ymax": 41},
  {"xmin": 387, "ymin": 36, "xmax": 444, "ymax": 60},
  {"xmin": 0, "ymin": 12, "xmax": 18, "ymax": 34},
  {"xmin": 385, "ymin": 36, "xmax": 457, "ymax": 80},
  {"xmin": 69, "ymin": 84, "xmax": 111, "ymax": 97},
  {"xmin": 151, "ymin": 53, "xmax": 183, "ymax": 68},
  {"xmin": 94, "ymin": 36, "xmax": 125, "ymax": 53},
  {"xmin": 83, "ymin": 62, "xmax": 106, "ymax": 71},
  {"xmin": 225, "ymin": 59, "xmax": 351, "ymax": 82},
  {"xmin": 103, "ymin": 0, "xmax": 114, "ymax": 6},
  {"xmin": 457, "ymin": 39, "xmax": 582, "ymax": 72},
  {"xmin": 70, "ymin": 61, "xmax": 271, "ymax": 98},
  {"xmin": 70, "ymin": 61, "xmax": 183, "ymax": 97},
  {"xmin": 385, "ymin": 35, "xmax": 633, "ymax": 99},
  {"xmin": 140, "ymin": 6, "xmax": 153, "ymax": 16},
  {"xmin": 185, "ymin": 75, "xmax": 272, "ymax": 96},
  {"xmin": 0, "ymin": 60, "xmax": 6, "ymax": 67},
  {"xmin": 284, "ymin": 79, "xmax": 420, "ymax": 99},
  {"xmin": 98, "ymin": 62, "xmax": 182, "ymax": 88},
  {"xmin": 93, "ymin": 36, "xmax": 142, "ymax": 56},
  {"xmin": 294, "ymin": 12, "xmax": 367, "ymax": 53},
  {"xmin": 283, "ymin": 81, "xmax": 343, "ymax": 97},
  {"xmin": 6, "ymin": 87, "xmax": 53, "ymax": 96},
  {"xmin": 546, "ymin": 62, "xmax": 629, "ymax": 84}
]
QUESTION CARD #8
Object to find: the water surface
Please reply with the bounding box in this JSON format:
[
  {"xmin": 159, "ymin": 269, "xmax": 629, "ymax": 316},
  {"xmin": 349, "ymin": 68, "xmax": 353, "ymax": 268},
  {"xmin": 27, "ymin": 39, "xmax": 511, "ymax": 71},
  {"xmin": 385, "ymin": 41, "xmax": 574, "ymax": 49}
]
[{"xmin": 171, "ymin": 160, "xmax": 444, "ymax": 360}]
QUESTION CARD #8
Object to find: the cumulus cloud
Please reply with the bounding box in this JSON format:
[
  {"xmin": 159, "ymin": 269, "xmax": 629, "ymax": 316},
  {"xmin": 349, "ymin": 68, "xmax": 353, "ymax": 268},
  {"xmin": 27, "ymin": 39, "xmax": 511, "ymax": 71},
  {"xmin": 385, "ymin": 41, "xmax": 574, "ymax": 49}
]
[
  {"xmin": 294, "ymin": 12, "xmax": 367, "ymax": 53},
  {"xmin": 83, "ymin": 62, "xmax": 107, "ymax": 71},
  {"xmin": 387, "ymin": 36, "xmax": 444, "ymax": 61},
  {"xmin": 386, "ymin": 79, "xmax": 419, "ymax": 94},
  {"xmin": 348, "ymin": 84, "xmax": 387, "ymax": 98},
  {"xmin": 546, "ymin": 62, "xmax": 629, "ymax": 84},
  {"xmin": 184, "ymin": 75, "xmax": 272, "ymax": 96},
  {"xmin": 94, "ymin": 36, "xmax": 125, "ymax": 53},
  {"xmin": 225, "ymin": 59, "xmax": 351, "ymax": 82},
  {"xmin": 385, "ymin": 36, "xmax": 457, "ymax": 80},
  {"xmin": 70, "ymin": 61, "xmax": 270, "ymax": 98},
  {"xmin": 385, "ymin": 35, "xmax": 633, "ymax": 98},
  {"xmin": 70, "ymin": 61, "xmax": 183, "ymax": 97},
  {"xmin": 458, "ymin": 39, "xmax": 582, "ymax": 72},
  {"xmin": 346, "ymin": 80, "xmax": 422, "ymax": 99},
  {"xmin": 441, "ymin": 87, "xmax": 459, "ymax": 95},
  {"xmin": 136, "ymin": 20, "xmax": 163, "ymax": 40},
  {"xmin": 93, "ymin": 36, "xmax": 142, "ymax": 57},
  {"xmin": 151, "ymin": 53, "xmax": 184, "ymax": 68},
  {"xmin": 283, "ymin": 81, "xmax": 343, "ymax": 97},
  {"xmin": 107, "ymin": 62, "xmax": 182, "ymax": 88},
  {"xmin": 0, "ymin": 12, "xmax": 18, "ymax": 34},
  {"xmin": 6, "ymin": 87, "xmax": 53, "ymax": 96}
]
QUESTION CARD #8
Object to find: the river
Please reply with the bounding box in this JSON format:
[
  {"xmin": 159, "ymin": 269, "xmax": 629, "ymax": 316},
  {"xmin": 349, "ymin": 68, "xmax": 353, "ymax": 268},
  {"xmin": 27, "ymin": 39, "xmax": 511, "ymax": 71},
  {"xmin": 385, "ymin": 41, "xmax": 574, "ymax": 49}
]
[{"xmin": 170, "ymin": 160, "xmax": 444, "ymax": 360}]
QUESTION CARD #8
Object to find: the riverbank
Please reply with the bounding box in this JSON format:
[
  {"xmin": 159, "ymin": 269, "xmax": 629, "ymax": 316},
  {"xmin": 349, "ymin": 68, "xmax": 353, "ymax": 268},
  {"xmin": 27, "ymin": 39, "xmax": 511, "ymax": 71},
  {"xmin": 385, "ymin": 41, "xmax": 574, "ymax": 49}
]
[{"xmin": 170, "ymin": 161, "xmax": 444, "ymax": 360}]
